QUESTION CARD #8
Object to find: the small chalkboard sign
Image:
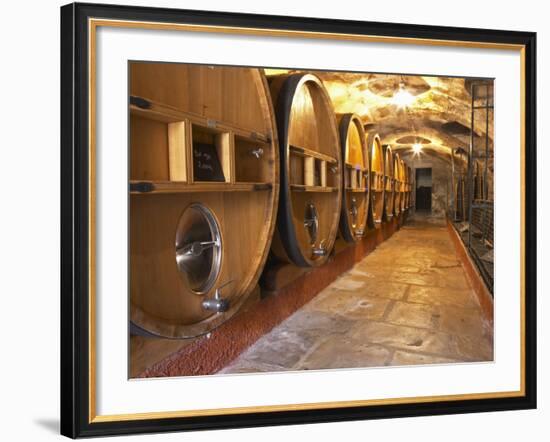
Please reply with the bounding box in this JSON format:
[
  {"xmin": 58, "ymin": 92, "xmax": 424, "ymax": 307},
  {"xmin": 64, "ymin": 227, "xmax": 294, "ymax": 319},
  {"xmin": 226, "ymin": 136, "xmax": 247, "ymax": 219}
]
[{"xmin": 193, "ymin": 143, "xmax": 225, "ymax": 182}]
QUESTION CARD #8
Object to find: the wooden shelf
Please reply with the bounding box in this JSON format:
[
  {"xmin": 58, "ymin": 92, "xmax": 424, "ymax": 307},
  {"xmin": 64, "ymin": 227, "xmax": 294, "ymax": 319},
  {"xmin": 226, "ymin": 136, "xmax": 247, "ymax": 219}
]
[
  {"xmin": 130, "ymin": 181, "xmax": 272, "ymax": 194},
  {"xmin": 290, "ymin": 184, "xmax": 337, "ymax": 193},
  {"xmin": 130, "ymin": 96, "xmax": 271, "ymax": 143},
  {"xmin": 289, "ymin": 144, "xmax": 337, "ymax": 164},
  {"xmin": 345, "ymin": 187, "xmax": 367, "ymax": 193}
]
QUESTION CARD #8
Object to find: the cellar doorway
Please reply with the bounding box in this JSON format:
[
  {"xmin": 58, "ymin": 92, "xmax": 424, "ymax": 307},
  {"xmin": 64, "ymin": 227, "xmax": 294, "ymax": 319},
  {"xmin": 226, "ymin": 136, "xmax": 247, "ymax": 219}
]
[{"xmin": 415, "ymin": 168, "xmax": 432, "ymax": 212}]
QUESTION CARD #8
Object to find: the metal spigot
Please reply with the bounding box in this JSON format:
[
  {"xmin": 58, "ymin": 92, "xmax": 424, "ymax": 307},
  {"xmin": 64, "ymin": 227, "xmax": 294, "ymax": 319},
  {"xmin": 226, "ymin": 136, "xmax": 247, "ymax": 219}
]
[
  {"xmin": 250, "ymin": 147, "xmax": 264, "ymax": 159},
  {"xmin": 312, "ymin": 240, "xmax": 327, "ymax": 256},
  {"xmin": 202, "ymin": 280, "xmax": 233, "ymax": 313},
  {"xmin": 312, "ymin": 246, "xmax": 327, "ymax": 256}
]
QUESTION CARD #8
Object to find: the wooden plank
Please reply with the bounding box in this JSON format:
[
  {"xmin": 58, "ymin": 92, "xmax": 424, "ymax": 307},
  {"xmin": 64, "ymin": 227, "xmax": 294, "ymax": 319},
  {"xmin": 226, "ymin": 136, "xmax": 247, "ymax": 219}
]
[
  {"xmin": 168, "ymin": 121, "xmax": 187, "ymax": 182},
  {"xmin": 304, "ymin": 156, "xmax": 315, "ymax": 186},
  {"xmin": 130, "ymin": 115, "xmax": 170, "ymax": 181},
  {"xmin": 351, "ymin": 169, "xmax": 358, "ymax": 189},
  {"xmin": 289, "ymin": 144, "xmax": 337, "ymax": 164},
  {"xmin": 290, "ymin": 184, "xmax": 336, "ymax": 193},
  {"xmin": 216, "ymin": 132, "xmax": 233, "ymax": 183},
  {"xmin": 130, "ymin": 180, "xmax": 272, "ymax": 194},
  {"xmin": 130, "ymin": 99, "xmax": 270, "ymax": 143},
  {"xmin": 320, "ymin": 160, "xmax": 327, "ymax": 187},
  {"xmin": 234, "ymin": 136, "xmax": 270, "ymax": 184},
  {"xmin": 185, "ymin": 120, "xmax": 193, "ymax": 183}
]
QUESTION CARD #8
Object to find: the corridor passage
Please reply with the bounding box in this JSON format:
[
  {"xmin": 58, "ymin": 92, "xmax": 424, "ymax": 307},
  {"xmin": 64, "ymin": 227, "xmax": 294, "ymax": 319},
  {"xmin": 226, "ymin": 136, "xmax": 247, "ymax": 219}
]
[{"xmin": 220, "ymin": 217, "xmax": 494, "ymax": 374}]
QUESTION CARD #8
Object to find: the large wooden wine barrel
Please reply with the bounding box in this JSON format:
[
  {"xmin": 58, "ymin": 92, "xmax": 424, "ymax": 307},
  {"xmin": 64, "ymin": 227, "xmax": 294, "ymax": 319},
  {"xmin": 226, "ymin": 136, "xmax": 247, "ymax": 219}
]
[
  {"xmin": 129, "ymin": 63, "xmax": 279, "ymax": 338},
  {"xmin": 404, "ymin": 165, "xmax": 412, "ymax": 209},
  {"xmin": 383, "ymin": 144, "xmax": 395, "ymax": 218},
  {"xmin": 367, "ymin": 133, "xmax": 385, "ymax": 225},
  {"xmin": 404, "ymin": 166, "xmax": 407, "ymax": 209},
  {"xmin": 338, "ymin": 114, "xmax": 370, "ymax": 242},
  {"xmin": 399, "ymin": 157, "xmax": 407, "ymax": 212},
  {"xmin": 393, "ymin": 152, "xmax": 403, "ymax": 215},
  {"xmin": 409, "ymin": 167, "xmax": 416, "ymax": 208},
  {"xmin": 269, "ymin": 73, "xmax": 342, "ymax": 267}
]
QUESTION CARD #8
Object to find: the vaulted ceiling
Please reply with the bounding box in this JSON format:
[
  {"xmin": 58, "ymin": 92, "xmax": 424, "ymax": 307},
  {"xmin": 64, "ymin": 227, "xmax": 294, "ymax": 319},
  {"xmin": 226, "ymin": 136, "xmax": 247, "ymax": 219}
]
[{"xmin": 265, "ymin": 69, "xmax": 493, "ymax": 165}]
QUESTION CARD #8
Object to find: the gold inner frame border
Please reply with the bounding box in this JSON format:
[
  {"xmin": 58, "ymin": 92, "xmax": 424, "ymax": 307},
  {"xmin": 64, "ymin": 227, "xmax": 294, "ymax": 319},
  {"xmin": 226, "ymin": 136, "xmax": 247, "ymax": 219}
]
[{"xmin": 87, "ymin": 17, "xmax": 527, "ymax": 424}]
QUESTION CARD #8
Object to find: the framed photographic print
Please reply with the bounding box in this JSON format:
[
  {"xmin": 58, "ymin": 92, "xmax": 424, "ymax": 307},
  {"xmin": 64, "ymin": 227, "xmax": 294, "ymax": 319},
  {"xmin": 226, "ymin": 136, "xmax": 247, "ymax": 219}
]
[{"xmin": 60, "ymin": 2, "xmax": 537, "ymax": 438}]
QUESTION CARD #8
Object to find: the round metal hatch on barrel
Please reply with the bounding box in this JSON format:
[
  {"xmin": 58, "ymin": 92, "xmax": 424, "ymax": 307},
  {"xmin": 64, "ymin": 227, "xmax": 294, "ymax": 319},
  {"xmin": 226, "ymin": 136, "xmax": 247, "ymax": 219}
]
[
  {"xmin": 129, "ymin": 63, "xmax": 279, "ymax": 338},
  {"xmin": 338, "ymin": 114, "xmax": 370, "ymax": 242},
  {"xmin": 268, "ymin": 73, "xmax": 342, "ymax": 267},
  {"xmin": 175, "ymin": 203, "xmax": 222, "ymax": 295}
]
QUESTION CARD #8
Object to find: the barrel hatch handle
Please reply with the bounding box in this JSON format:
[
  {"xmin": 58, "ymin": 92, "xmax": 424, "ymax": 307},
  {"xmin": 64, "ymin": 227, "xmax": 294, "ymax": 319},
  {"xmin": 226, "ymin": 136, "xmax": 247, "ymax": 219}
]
[
  {"xmin": 177, "ymin": 240, "xmax": 219, "ymax": 258},
  {"xmin": 250, "ymin": 147, "xmax": 264, "ymax": 159}
]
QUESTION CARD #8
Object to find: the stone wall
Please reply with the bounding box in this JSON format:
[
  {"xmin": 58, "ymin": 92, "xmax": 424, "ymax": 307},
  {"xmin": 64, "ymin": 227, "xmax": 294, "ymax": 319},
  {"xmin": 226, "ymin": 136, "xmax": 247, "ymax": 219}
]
[{"xmin": 401, "ymin": 153, "xmax": 452, "ymax": 219}]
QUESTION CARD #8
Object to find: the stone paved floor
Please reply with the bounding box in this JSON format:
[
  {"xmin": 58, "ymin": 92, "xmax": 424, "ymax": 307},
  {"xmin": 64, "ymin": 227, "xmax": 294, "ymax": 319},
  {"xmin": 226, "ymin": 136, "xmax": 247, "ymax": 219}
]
[{"xmin": 219, "ymin": 215, "xmax": 494, "ymax": 374}]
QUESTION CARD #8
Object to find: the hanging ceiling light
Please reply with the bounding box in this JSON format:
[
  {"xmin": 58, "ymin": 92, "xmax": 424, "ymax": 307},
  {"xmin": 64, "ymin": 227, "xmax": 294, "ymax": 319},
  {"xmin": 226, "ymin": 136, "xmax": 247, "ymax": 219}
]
[
  {"xmin": 392, "ymin": 82, "xmax": 415, "ymax": 108},
  {"xmin": 412, "ymin": 143, "xmax": 423, "ymax": 154}
]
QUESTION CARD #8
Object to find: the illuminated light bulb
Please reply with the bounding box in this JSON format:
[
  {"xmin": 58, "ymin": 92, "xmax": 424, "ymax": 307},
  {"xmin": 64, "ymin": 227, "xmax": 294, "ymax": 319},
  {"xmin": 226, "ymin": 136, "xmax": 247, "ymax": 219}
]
[
  {"xmin": 391, "ymin": 83, "xmax": 415, "ymax": 108},
  {"xmin": 412, "ymin": 143, "xmax": 423, "ymax": 154}
]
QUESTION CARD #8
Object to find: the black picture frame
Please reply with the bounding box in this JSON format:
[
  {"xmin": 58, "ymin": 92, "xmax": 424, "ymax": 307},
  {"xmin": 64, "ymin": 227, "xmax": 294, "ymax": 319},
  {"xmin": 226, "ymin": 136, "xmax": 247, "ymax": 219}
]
[{"xmin": 61, "ymin": 2, "xmax": 537, "ymax": 438}]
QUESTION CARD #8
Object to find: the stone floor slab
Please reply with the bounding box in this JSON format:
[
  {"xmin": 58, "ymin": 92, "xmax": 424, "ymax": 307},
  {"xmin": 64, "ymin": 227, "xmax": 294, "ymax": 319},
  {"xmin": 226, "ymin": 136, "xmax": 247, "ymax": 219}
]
[
  {"xmin": 219, "ymin": 360, "xmax": 292, "ymax": 374},
  {"xmin": 407, "ymin": 285, "xmax": 479, "ymax": 308},
  {"xmin": 349, "ymin": 321, "xmax": 459, "ymax": 358},
  {"xmin": 305, "ymin": 290, "xmax": 391, "ymax": 320},
  {"xmin": 235, "ymin": 327, "xmax": 316, "ymax": 368},
  {"xmin": 453, "ymin": 333, "xmax": 494, "ymax": 361},
  {"xmin": 437, "ymin": 305, "xmax": 489, "ymax": 338},
  {"xmin": 385, "ymin": 301, "xmax": 441, "ymax": 329},
  {"xmin": 278, "ymin": 309, "xmax": 356, "ymax": 340},
  {"xmin": 387, "ymin": 271, "xmax": 440, "ymax": 287},
  {"xmin": 359, "ymin": 281, "xmax": 409, "ymax": 300},
  {"xmin": 390, "ymin": 350, "xmax": 458, "ymax": 366},
  {"xmin": 297, "ymin": 336, "xmax": 392, "ymax": 370}
]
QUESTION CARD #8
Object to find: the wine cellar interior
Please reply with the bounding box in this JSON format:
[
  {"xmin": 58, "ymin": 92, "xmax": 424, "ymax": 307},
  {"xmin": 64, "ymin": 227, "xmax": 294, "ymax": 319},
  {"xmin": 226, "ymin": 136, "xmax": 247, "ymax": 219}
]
[{"xmin": 129, "ymin": 63, "xmax": 494, "ymax": 377}]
